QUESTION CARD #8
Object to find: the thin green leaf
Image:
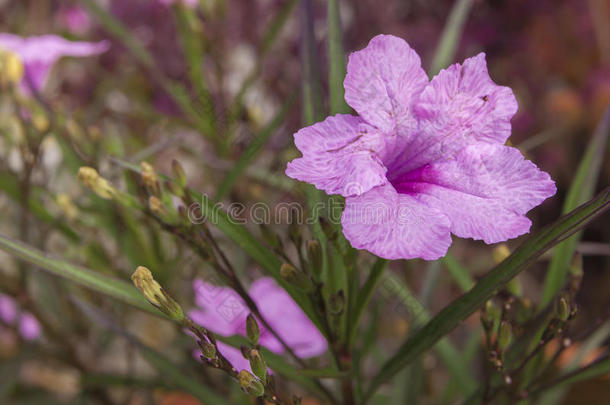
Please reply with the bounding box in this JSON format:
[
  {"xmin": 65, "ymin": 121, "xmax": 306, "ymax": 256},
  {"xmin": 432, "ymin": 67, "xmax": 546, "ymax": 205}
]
[
  {"xmin": 327, "ymin": 0, "xmax": 350, "ymax": 114},
  {"xmin": 0, "ymin": 233, "xmax": 160, "ymax": 316},
  {"xmin": 348, "ymin": 258, "xmax": 387, "ymax": 348},
  {"xmin": 533, "ymin": 355, "xmax": 610, "ymax": 396},
  {"xmin": 364, "ymin": 188, "xmax": 610, "ymax": 403},
  {"xmin": 541, "ymin": 107, "xmax": 610, "ymax": 306},
  {"xmin": 430, "ymin": 0, "xmax": 474, "ymax": 75},
  {"xmin": 442, "ymin": 252, "xmax": 475, "ymax": 292},
  {"xmin": 216, "ymin": 93, "xmax": 297, "ymax": 200}
]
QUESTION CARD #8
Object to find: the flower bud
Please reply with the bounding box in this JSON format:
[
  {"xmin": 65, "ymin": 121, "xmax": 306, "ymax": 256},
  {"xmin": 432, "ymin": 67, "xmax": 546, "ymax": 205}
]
[
  {"xmin": 246, "ymin": 314, "xmax": 260, "ymax": 345},
  {"xmin": 288, "ymin": 221, "xmax": 301, "ymax": 246},
  {"xmin": 238, "ymin": 370, "xmax": 264, "ymax": 397},
  {"xmin": 497, "ymin": 321, "xmax": 512, "ymax": 351},
  {"xmin": 0, "ymin": 49, "xmax": 24, "ymax": 86},
  {"xmin": 306, "ymin": 240, "xmax": 322, "ymax": 278},
  {"xmin": 249, "ymin": 349, "xmax": 267, "ymax": 382},
  {"xmin": 319, "ymin": 217, "xmax": 337, "ymax": 241},
  {"xmin": 556, "ymin": 296, "xmax": 571, "ymax": 322},
  {"xmin": 56, "ymin": 193, "xmax": 78, "ymax": 220},
  {"xmin": 165, "ymin": 179, "xmax": 184, "ymax": 198},
  {"xmin": 171, "ymin": 159, "xmax": 187, "ymax": 188},
  {"xmin": 280, "ymin": 263, "xmax": 313, "ymax": 292},
  {"xmin": 148, "ymin": 196, "xmax": 166, "ymax": 216},
  {"xmin": 77, "ymin": 167, "xmax": 115, "ymax": 199},
  {"xmin": 141, "ymin": 161, "xmax": 159, "ymax": 196},
  {"xmin": 131, "ymin": 266, "xmax": 185, "ymax": 321},
  {"xmin": 260, "ymin": 224, "xmax": 282, "ymax": 250},
  {"xmin": 492, "ymin": 244, "xmax": 511, "ymax": 264}
]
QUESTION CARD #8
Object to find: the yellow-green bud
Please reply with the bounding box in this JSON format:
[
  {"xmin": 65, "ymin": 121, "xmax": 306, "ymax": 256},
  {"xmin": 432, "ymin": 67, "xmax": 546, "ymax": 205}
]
[
  {"xmin": 498, "ymin": 321, "xmax": 512, "ymax": 351},
  {"xmin": 556, "ymin": 296, "xmax": 571, "ymax": 322},
  {"xmin": 141, "ymin": 161, "xmax": 159, "ymax": 196},
  {"xmin": 148, "ymin": 196, "xmax": 166, "ymax": 216},
  {"xmin": 280, "ymin": 263, "xmax": 313, "ymax": 292},
  {"xmin": 131, "ymin": 266, "xmax": 185, "ymax": 321},
  {"xmin": 492, "ymin": 244, "xmax": 511, "ymax": 264},
  {"xmin": 246, "ymin": 314, "xmax": 260, "ymax": 345},
  {"xmin": 0, "ymin": 49, "xmax": 24, "ymax": 85},
  {"xmin": 306, "ymin": 240, "xmax": 322, "ymax": 278},
  {"xmin": 238, "ymin": 370, "xmax": 264, "ymax": 397},
  {"xmin": 171, "ymin": 159, "xmax": 187, "ymax": 188},
  {"xmin": 77, "ymin": 167, "xmax": 115, "ymax": 199},
  {"xmin": 56, "ymin": 193, "xmax": 78, "ymax": 220},
  {"xmin": 249, "ymin": 349, "xmax": 267, "ymax": 383}
]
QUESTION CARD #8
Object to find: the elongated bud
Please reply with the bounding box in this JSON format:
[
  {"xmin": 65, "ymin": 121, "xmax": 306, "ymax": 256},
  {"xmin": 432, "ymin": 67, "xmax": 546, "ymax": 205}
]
[
  {"xmin": 78, "ymin": 167, "xmax": 115, "ymax": 199},
  {"xmin": 238, "ymin": 370, "xmax": 264, "ymax": 397},
  {"xmin": 556, "ymin": 296, "xmax": 571, "ymax": 322},
  {"xmin": 200, "ymin": 341, "xmax": 216, "ymax": 359},
  {"xmin": 492, "ymin": 244, "xmax": 511, "ymax": 264},
  {"xmin": 328, "ymin": 290, "xmax": 345, "ymax": 315},
  {"xmin": 249, "ymin": 349, "xmax": 267, "ymax": 382},
  {"xmin": 288, "ymin": 221, "xmax": 301, "ymax": 246},
  {"xmin": 131, "ymin": 266, "xmax": 185, "ymax": 321},
  {"xmin": 148, "ymin": 196, "xmax": 166, "ymax": 216},
  {"xmin": 171, "ymin": 159, "xmax": 187, "ymax": 188},
  {"xmin": 319, "ymin": 217, "xmax": 337, "ymax": 241},
  {"xmin": 498, "ymin": 321, "xmax": 512, "ymax": 351},
  {"xmin": 56, "ymin": 193, "xmax": 78, "ymax": 220},
  {"xmin": 246, "ymin": 314, "xmax": 260, "ymax": 345},
  {"xmin": 165, "ymin": 179, "xmax": 184, "ymax": 198},
  {"xmin": 141, "ymin": 161, "xmax": 160, "ymax": 196},
  {"xmin": 306, "ymin": 240, "xmax": 322, "ymax": 278},
  {"xmin": 280, "ymin": 263, "xmax": 313, "ymax": 292},
  {"xmin": 0, "ymin": 49, "xmax": 24, "ymax": 85}
]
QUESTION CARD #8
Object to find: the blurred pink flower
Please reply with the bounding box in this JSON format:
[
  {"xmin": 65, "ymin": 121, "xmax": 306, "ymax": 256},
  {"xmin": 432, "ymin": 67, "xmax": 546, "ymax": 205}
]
[
  {"xmin": 0, "ymin": 293, "xmax": 41, "ymax": 341},
  {"xmin": 190, "ymin": 277, "xmax": 326, "ymax": 372},
  {"xmin": 286, "ymin": 34, "xmax": 556, "ymax": 260},
  {"xmin": 158, "ymin": 0, "xmax": 198, "ymax": 7},
  {"xmin": 61, "ymin": 6, "xmax": 93, "ymax": 34},
  {"xmin": 0, "ymin": 33, "xmax": 109, "ymax": 92}
]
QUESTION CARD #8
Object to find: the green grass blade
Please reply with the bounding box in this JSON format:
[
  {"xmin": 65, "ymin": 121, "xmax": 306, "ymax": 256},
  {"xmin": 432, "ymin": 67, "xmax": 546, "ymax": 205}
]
[
  {"xmin": 0, "ymin": 233, "xmax": 160, "ymax": 316},
  {"xmin": 216, "ymin": 93, "xmax": 296, "ymax": 200},
  {"xmin": 364, "ymin": 188, "xmax": 610, "ymax": 402},
  {"xmin": 442, "ymin": 252, "xmax": 475, "ymax": 292},
  {"xmin": 541, "ymin": 107, "xmax": 610, "ymax": 306},
  {"xmin": 430, "ymin": 0, "xmax": 474, "ymax": 75},
  {"xmin": 348, "ymin": 258, "xmax": 387, "ymax": 348},
  {"xmin": 300, "ymin": 0, "xmax": 325, "ymax": 125},
  {"xmin": 327, "ymin": 0, "xmax": 350, "ymax": 114}
]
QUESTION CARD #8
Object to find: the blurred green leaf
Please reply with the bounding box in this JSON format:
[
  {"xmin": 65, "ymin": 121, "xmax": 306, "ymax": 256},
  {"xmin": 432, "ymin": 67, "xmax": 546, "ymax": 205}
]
[
  {"xmin": 541, "ymin": 107, "xmax": 610, "ymax": 306},
  {"xmin": 364, "ymin": 188, "xmax": 610, "ymax": 402},
  {"xmin": 441, "ymin": 252, "xmax": 475, "ymax": 292},
  {"xmin": 0, "ymin": 233, "xmax": 160, "ymax": 316},
  {"xmin": 430, "ymin": 0, "xmax": 474, "ymax": 75},
  {"xmin": 216, "ymin": 93, "xmax": 296, "ymax": 200},
  {"xmin": 327, "ymin": 0, "xmax": 350, "ymax": 114}
]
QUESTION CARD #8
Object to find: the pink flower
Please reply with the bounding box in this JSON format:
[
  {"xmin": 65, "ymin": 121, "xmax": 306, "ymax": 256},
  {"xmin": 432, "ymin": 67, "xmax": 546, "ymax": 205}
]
[
  {"xmin": 158, "ymin": 0, "xmax": 198, "ymax": 7},
  {"xmin": 60, "ymin": 6, "xmax": 93, "ymax": 34},
  {"xmin": 0, "ymin": 293, "xmax": 41, "ymax": 341},
  {"xmin": 189, "ymin": 277, "xmax": 327, "ymax": 371},
  {"xmin": 286, "ymin": 35, "xmax": 556, "ymax": 260},
  {"xmin": 0, "ymin": 33, "xmax": 109, "ymax": 92}
]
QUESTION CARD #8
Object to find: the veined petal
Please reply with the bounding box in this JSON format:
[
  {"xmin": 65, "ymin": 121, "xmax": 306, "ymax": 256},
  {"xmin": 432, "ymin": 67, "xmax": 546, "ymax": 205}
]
[
  {"xmin": 344, "ymin": 34, "xmax": 428, "ymax": 133},
  {"xmin": 286, "ymin": 114, "xmax": 388, "ymax": 197},
  {"xmin": 249, "ymin": 277, "xmax": 327, "ymax": 358},
  {"xmin": 341, "ymin": 183, "xmax": 452, "ymax": 260},
  {"xmin": 395, "ymin": 143, "xmax": 556, "ymax": 243},
  {"xmin": 394, "ymin": 53, "xmax": 518, "ymax": 176}
]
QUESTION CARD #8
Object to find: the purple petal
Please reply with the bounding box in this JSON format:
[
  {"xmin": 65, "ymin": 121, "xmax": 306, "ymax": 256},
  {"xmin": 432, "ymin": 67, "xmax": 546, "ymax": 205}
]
[
  {"xmin": 250, "ymin": 277, "xmax": 327, "ymax": 358},
  {"xmin": 341, "ymin": 183, "xmax": 452, "ymax": 260},
  {"xmin": 397, "ymin": 143, "xmax": 556, "ymax": 243},
  {"xmin": 286, "ymin": 114, "xmax": 388, "ymax": 197},
  {"xmin": 19, "ymin": 312, "xmax": 41, "ymax": 341},
  {"xmin": 0, "ymin": 294, "xmax": 18, "ymax": 324},
  {"xmin": 394, "ymin": 53, "xmax": 518, "ymax": 176},
  {"xmin": 344, "ymin": 34, "xmax": 428, "ymax": 133},
  {"xmin": 190, "ymin": 279, "xmax": 249, "ymax": 336},
  {"xmin": 216, "ymin": 341, "xmax": 252, "ymax": 373}
]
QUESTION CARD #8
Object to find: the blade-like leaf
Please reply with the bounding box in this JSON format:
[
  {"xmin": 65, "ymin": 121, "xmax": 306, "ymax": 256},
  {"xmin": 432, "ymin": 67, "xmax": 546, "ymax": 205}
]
[
  {"xmin": 327, "ymin": 0, "xmax": 350, "ymax": 114},
  {"xmin": 430, "ymin": 0, "xmax": 474, "ymax": 75},
  {"xmin": 216, "ymin": 93, "xmax": 296, "ymax": 200},
  {"xmin": 541, "ymin": 107, "xmax": 610, "ymax": 306},
  {"xmin": 364, "ymin": 188, "xmax": 610, "ymax": 403},
  {"xmin": 0, "ymin": 233, "xmax": 160, "ymax": 316}
]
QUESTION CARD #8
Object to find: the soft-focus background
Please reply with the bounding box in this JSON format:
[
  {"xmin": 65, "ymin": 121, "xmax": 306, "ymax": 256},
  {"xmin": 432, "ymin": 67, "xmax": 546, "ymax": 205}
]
[{"xmin": 0, "ymin": 0, "xmax": 609, "ymax": 404}]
